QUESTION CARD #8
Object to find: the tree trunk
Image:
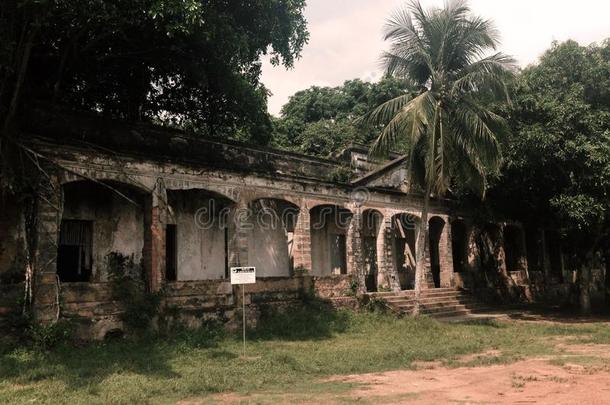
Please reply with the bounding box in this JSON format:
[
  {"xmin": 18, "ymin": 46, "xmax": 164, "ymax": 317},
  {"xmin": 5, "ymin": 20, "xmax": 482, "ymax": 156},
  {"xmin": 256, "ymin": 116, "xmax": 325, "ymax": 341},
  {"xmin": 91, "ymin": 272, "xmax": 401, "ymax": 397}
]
[
  {"xmin": 412, "ymin": 187, "xmax": 430, "ymax": 315},
  {"xmin": 579, "ymin": 263, "xmax": 592, "ymax": 315}
]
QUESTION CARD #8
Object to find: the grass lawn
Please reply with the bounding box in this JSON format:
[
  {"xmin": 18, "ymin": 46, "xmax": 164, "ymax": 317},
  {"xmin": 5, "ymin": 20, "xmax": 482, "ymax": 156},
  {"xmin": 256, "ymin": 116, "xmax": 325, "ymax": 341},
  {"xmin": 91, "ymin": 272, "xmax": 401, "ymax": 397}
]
[{"xmin": 1, "ymin": 302, "xmax": 610, "ymax": 404}]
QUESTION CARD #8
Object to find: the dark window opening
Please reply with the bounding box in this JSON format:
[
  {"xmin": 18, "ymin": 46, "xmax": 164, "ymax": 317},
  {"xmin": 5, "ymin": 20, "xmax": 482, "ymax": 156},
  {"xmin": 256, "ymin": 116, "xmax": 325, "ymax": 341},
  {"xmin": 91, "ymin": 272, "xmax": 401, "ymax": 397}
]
[
  {"xmin": 57, "ymin": 220, "xmax": 93, "ymax": 282},
  {"xmin": 451, "ymin": 221, "xmax": 468, "ymax": 273},
  {"xmin": 526, "ymin": 227, "xmax": 542, "ymax": 272},
  {"xmin": 546, "ymin": 231, "xmax": 563, "ymax": 282},
  {"xmin": 165, "ymin": 224, "xmax": 177, "ymax": 281},
  {"xmin": 429, "ymin": 218, "xmax": 444, "ymax": 288},
  {"xmin": 504, "ymin": 226, "xmax": 524, "ymax": 273}
]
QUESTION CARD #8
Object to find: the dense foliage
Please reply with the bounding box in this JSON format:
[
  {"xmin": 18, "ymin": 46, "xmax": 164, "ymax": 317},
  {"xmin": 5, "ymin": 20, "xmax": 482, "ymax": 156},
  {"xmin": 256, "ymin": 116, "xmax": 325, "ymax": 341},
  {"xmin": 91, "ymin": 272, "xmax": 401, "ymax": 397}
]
[
  {"xmin": 271, "ymin": 77, "xmax": 411, "ymax": 157},
  {"xmin": 490, "ymin": 40, "xmax": 610, "ymax": 269},
  {"xmin": 0, "ymin": 0, "xmax": 308, "ymax": 148}
]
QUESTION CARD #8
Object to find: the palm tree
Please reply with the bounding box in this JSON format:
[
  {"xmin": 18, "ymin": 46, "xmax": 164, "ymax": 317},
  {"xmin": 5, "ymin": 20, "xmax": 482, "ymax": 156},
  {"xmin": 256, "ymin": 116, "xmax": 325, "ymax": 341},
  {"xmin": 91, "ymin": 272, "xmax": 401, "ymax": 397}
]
[{"xmin": 362, "ymin": 0, "xmax": 515, "ymax": 313}]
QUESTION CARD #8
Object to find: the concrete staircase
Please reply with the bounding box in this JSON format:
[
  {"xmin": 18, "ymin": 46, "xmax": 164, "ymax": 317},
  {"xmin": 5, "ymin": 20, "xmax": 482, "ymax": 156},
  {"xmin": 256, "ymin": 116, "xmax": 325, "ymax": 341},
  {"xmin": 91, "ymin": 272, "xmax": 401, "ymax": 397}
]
[{"xmin": 368, "ymin": 288, "xmax": 496, "ymax": 319}]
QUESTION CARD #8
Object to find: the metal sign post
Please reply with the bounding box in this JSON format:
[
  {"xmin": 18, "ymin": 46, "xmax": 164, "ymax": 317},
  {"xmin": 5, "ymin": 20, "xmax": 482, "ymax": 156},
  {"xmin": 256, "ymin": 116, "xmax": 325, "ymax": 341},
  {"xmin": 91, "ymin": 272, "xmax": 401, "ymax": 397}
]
[{"xmin": 230, "ymin": 266, "xmax": 256, "ymax": 357}]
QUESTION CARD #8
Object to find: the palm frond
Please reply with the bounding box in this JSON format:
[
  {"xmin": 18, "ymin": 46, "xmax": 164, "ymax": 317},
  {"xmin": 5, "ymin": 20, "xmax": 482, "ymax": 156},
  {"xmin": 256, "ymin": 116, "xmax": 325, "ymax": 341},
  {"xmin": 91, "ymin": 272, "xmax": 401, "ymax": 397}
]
[
  {"xmin": 451, "ymin": 101, "xmax": 505, "ymax": 172},
  {"xmin": 451, "ymin": 53, "xmax": 516, "ymax": 100},
  {"xmin": 358, "ymin": 93, "xmax": 413, "ymax": 127},
  {"xmin": 368, "ymin": 91, "xmax": 435, "ymax": 157},
  {"xmin": 382, "ymin": 6, "xmax": 433, "ymax": 83},
  {"xmin": 366, "ymin": 0, "xmax": 513, "ymax": 198}
]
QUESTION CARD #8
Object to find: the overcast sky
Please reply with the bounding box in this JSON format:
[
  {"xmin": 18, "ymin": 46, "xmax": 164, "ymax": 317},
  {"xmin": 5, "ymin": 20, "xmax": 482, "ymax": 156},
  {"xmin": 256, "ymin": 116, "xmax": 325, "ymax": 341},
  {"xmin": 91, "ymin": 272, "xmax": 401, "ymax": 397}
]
[{"xmin": 261, "ymin": 0, "xmax": 610, "ymax": 116}]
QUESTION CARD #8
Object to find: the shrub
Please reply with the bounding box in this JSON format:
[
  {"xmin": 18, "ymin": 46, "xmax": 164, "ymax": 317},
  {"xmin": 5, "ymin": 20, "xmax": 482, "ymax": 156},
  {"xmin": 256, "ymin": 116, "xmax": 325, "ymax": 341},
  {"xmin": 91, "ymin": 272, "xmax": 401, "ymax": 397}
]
[
  {"xmin": 27, "ymin": 321, "xmax": 74, "ymax": 351},
  {"xmin": 327, "ymin": 165, "xmax": 354, "ymax": 183},
  {"xmin": 106, "ymin": 252, "xmax": 160, "ymax": 333}
]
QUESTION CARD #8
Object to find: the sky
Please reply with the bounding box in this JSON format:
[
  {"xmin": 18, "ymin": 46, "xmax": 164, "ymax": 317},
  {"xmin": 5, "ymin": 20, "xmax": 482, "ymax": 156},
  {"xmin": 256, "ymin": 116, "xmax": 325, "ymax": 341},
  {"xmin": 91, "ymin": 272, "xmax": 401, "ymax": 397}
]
[{"xmin": 261, "ymin": 0, "xmax": 610, "ymax": 116}]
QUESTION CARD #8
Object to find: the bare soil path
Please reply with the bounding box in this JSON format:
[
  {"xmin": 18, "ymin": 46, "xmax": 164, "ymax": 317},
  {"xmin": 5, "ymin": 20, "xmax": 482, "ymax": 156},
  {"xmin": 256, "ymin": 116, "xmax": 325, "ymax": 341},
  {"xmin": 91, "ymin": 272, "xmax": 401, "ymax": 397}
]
[
  {"xmin": 332, "ymin": 356, "xmax": 610, "ymax": 404},
  {"xmin": 208, "ymin": 340, "xmax": 610, "ymax": 404}
]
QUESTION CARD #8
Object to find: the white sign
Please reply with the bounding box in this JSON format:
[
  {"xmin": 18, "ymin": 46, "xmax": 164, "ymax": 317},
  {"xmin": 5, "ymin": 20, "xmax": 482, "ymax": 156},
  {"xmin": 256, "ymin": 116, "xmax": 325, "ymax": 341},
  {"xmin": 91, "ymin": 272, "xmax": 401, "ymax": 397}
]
[{"xmin": 230, "ymin": 266, "xmax": 256, "ymax": 285}]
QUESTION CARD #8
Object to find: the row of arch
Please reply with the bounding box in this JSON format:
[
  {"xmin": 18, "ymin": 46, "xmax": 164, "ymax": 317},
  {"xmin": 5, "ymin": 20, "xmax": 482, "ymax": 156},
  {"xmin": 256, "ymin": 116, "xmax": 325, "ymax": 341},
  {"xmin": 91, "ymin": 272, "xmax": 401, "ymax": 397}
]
[{"xmin": 55, "ymin": 179, "xmax": 452, "ymax": 290}]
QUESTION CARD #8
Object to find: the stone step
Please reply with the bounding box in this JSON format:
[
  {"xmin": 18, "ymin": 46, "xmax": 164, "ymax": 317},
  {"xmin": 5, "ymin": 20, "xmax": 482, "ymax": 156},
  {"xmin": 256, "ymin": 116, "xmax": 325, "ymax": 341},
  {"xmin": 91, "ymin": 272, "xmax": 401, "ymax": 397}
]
[
  {"xmin": 383, "ymin": 298, "xmax": 475, "ymax": 308},
  {"xmin": 370, "ymin": 288, "xmax": 457, "ymax": 297},
  {"xmin": 386, "ymin": 297, "xmax": 476, "ymax": 305},
  {"xmin": 422, "ymin": 307, "xmax": 472, "ymax": 318},
  {"xmin": 372, "ymin": 290, "xmax": 469, "ymax": 300},
  {"xmin": 395, "ymin": 300, "xmax": 483, "ymax": 312},
  {"xmin": 376, "ymin": 289, "xmax": 497, "ymax": 319},
  {"xmin": 383, "ymin": 295, "xmax": 472, "ymax": 304},
  {"xmin": 422, "ymin": 303, "xmax": 491, "ymax": 314}
]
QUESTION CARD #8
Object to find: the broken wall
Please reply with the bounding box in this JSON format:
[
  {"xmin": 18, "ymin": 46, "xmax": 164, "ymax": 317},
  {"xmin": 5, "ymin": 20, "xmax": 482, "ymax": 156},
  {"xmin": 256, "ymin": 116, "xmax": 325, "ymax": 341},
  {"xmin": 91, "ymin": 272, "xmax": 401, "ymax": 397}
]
[
  {"xmin": 167, "ymin": 190, "xmax": 228, "ymax": 280},
  {"xmin": 62, "ymin": 182, "xmax": 145, "ymax": 281}
]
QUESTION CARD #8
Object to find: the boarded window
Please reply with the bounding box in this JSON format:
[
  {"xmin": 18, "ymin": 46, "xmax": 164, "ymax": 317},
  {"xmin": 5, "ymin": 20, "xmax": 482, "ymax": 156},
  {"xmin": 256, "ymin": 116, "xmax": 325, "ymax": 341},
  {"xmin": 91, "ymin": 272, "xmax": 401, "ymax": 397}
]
[
  {"xmin": 57, "ymin": 220, "xmax": 93, "ymax": 282},
  {"xmin": 165, "ymin": 224, "xmax": 177, "ymax": 281}
]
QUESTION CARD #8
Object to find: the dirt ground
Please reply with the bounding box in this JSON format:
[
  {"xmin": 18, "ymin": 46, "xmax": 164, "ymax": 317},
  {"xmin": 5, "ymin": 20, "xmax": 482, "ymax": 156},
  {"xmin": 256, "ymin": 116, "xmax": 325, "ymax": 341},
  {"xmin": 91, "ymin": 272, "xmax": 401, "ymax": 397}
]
[
  {"xmin": 332, "ymin": 355, "xmax": 610, "ymax": 404},
  {"xmin": 207, "ymin": 343, "xmax": 610, "ymax": 405},
  {"xmin": 201, "ymin": 314, "xmax": 610, "ymax": 405}
]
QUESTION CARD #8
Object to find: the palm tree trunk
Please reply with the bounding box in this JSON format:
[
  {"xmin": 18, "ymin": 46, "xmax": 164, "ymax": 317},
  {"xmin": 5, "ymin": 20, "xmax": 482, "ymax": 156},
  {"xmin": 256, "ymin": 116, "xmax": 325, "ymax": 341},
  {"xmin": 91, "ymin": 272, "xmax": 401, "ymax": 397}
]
[
  {"xmin": 412, "ymin": 103, "xmax": 440, "ymax": 315},
  {"xmin": 412, "ymin": 184, "xmax": 431, "ymax": 315}
]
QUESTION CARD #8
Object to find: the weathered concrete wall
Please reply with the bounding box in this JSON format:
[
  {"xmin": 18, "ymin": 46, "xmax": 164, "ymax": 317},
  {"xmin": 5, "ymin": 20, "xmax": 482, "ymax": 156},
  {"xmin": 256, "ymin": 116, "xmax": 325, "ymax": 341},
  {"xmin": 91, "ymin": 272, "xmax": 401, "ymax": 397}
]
[
  {"xmin": 312, "ymin": 275, "xmax": 354, "ymax": 298},
  {"xmin": 62, "ymin": 182, "xmax": 145, "ymax": 281},
  {"xmin": 310, "ymin": 207, "xmax": 352, "ymax": 276},
  {"xmin": 167, "ymin": 190, "xmax": 227, "ymax": 280},
  {"xmin": 248, "ymin": 224, "xmax": 292, "ymax": 277}
]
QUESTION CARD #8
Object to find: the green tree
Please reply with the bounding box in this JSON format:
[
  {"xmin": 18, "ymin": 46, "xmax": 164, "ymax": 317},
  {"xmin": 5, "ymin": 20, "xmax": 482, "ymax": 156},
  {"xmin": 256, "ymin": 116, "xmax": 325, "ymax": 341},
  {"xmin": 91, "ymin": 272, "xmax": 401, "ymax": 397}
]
[
  {"xmin": 0, "ymin": 0, "xmax": 308, "ymax": 158},
  {"xmin": 272, "ymin": 77, "xmax": 411, "ymax": 156},
  {"xmin": 490, "ymin": 40, "xmax": 610, "ymax": 313},
  {"xmin": 363, "ymin": 0, "xmax": 515, "ymax": 309}
]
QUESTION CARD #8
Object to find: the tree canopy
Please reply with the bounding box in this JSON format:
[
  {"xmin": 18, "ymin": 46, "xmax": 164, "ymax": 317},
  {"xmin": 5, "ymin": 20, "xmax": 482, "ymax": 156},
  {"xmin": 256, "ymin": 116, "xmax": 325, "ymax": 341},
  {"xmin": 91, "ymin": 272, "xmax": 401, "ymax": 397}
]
[
  {"xmin": 0, "ymin": 0, "xmax": 308, "ymax": 146},
  {"xmin": 490, "ymin": 39, "xmax": 610, "ymax": 264},
  {"xmin": 363, "ymin": 0, "xmax": 515, "ymax": 198},
  {"xmin": 271, "ymin": 77, "xmax": 412, "ymax": 157}
]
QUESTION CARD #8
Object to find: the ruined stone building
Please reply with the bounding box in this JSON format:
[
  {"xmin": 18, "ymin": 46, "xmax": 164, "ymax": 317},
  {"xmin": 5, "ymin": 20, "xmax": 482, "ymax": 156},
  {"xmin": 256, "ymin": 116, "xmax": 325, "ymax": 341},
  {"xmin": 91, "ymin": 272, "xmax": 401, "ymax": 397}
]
[{"xmin": 0, "ymin": 110, "xmax": 592, "ymax": 338}]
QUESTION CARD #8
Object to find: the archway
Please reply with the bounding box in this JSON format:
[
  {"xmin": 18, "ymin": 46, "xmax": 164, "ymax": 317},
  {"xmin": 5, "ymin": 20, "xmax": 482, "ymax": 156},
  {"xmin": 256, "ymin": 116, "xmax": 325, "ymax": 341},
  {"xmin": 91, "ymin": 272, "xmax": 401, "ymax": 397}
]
[
  {"xmin": 310, "ymin": 205, "xmax": 353, "ymax": 276},
  {"xmin": 247, "ymin": 198, "xmax": 299, "ymax": 277},
  {"xmin": 391, "ymin": 213, "xmax": 419, "ymax": 290},
  {"xmin": 59, "ymin": 180, "xmax": 147, "ymax": 283},
  {"xmin": 504, "ymin": 225, "xmax": 527, "ymax": 274},
  {"xmin": 428, "ymin": 216, "xmax": 445, "ymax": 288},
  {"xmin": 167, "ymin": 189, "xmax": 235, "ymax": 281},
  {"xmin": 545, "ymin": 230, "xmax": 564, "ymax": 282}
]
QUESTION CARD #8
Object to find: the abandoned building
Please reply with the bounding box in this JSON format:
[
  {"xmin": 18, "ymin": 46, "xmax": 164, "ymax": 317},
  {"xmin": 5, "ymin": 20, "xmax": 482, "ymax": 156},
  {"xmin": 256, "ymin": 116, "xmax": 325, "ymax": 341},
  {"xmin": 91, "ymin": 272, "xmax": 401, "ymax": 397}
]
[{"xmin": 0, "ymin": 109, "xmax": 603, "ymax": 339}]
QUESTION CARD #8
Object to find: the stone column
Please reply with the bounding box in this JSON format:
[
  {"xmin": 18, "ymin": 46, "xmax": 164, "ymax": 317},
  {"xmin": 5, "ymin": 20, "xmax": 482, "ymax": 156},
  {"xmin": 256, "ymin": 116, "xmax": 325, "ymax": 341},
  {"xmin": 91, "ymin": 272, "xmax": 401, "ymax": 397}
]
[
  {"xmin": 518, "ymin": 226, "xmax": 529, "ymax": 276},
  {"xmin": 466, "ymin": 222, "xmax": 478, "ymax": 272},
  {"xmin": 438, "ymin": 217, "xmax": 454, "ymax": 288},
  {"xmin": 422, "ymin": 219, "xmax": 435, "ymax": 289},
  {"xmin": 227, "ymin": 200, "xmax": 249, "ymax": 268},
  {"xmin": 495, "ymin": 226, "xmax": 508, "ymax": 275},
  {"xmin": 33, "ymin": 176, "xmax": 63, "ymax": 322},
  {"xmin": 143, "ymin": 178, "xmax": 166, "ymax": 292},
  {"xmin": 346, "ymin": 207, "xmax": 365, "ymax": 292},
  {"xmin": 378, "ymin": 215, "xmax": 401, "ymax": 292},
  {"xmin": 292, "ymin": 202, "xmax": 312, "ymax": 273}
]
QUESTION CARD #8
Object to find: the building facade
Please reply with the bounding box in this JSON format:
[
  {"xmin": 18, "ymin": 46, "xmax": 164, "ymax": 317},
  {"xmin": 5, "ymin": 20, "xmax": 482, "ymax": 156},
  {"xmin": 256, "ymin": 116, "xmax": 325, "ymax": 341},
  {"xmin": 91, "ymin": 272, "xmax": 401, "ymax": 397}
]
[{"xmin": 0, "ymin": 110, "xmax": 586, "ymax": 339}]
